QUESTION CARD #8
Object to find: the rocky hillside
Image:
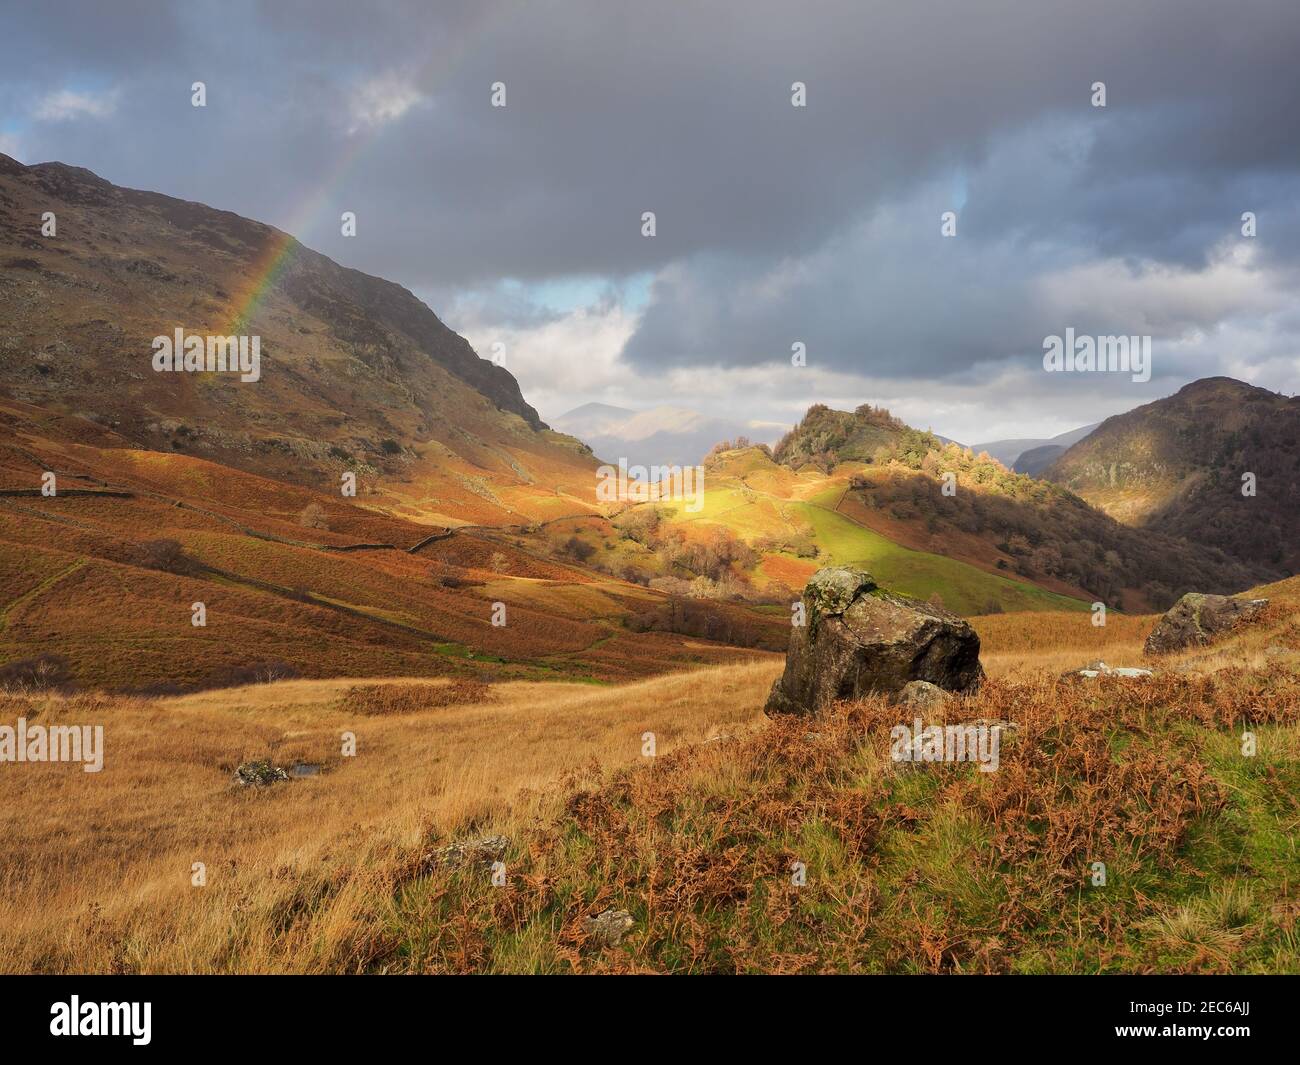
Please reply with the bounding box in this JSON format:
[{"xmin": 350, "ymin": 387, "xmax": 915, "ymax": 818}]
[
  {"xmin": 1045, "ymin": 378, "xmax": 1300, "ymax": 576},
  {"xmin": 773, "ymin": 403, "xmax": 911, "ymax": 471},
  {"xmin": 0, "ymin": 153, "xmax": 596, "ymax": 526}
]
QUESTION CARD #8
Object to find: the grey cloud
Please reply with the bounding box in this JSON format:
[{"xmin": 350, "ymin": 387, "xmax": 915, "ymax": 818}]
[{"xmin": 2, "ymin": 0, "xmax": 1298, "ymax": 422}]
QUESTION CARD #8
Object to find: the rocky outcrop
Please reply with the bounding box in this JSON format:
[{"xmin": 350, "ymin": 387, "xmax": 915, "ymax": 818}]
[
  {"xmin": 765, "ymin": 567, "xmax": 983, "ymax": 716},
  {"xmin": 1143, "ymin": 593, "xmax": 1269, "ymax": 655},
  {"xmin": 422, "ymin": 835, "xmax": 509, "ymax": 871}
]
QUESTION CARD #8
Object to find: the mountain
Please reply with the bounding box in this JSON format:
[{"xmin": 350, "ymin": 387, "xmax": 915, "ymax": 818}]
[
  {"xmin": 1014, "ymin": 442, "xmax": 1066, "ymax": 477},
  {"xmin": 552, "ymin": 401, "xmax": 784, "ymax": 468},
  {"xmin": 1044, "ymin": 377, "xmax": 1300, "ymax": 574},
  {"xmin": 972, "ymin": 423, "xmax": 1099, "ymax": 472},
  {"xmin": 0, "ymin": 153, "xmax": 597, "ymax": 526},
  {"xmin": 766, "ymin": 402, "xmax": 1263, "ymax": 610}
]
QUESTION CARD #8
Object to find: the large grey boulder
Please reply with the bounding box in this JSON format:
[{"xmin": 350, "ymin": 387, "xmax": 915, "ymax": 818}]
[
  {"xmin": 1144, "ymin": 593, "xmax": 1269, "ymax": 656},
  {"xmin": 765, "ymin": 567, "xmax": 983, "ymax": 716}
]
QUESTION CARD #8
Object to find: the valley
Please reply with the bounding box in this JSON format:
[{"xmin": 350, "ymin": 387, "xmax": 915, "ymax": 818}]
[{"xmin": 1, "ymin": 151, "xmax": 1297, "ymax": 978}]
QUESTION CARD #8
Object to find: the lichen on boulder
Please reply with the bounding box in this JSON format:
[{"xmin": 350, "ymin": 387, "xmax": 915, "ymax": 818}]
[
  {"xmin": 1143, "ymin": 593, "xmax": 1269, "ymax": 656},
  {"xmin": 765, "ymin": 566, "xmax": 983, "ymax": 716}
]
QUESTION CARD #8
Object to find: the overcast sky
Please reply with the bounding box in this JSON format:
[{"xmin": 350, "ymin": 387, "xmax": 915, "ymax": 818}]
[{"xmin": 4, "ymin": 0, "xmax": 1299, "ymax": 442}]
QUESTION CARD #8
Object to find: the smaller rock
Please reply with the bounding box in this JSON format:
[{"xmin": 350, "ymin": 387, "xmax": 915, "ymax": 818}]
[
  {"xmin": 893, "ymin": 680, "xmax": 950, "ymax": 710},
  {"xmin": 1060, "ymin": 661, "xmax": 1154, "ymax": 681},
  {"xmin": 423, "ymin": 835, "xmax": 509, "ymax": 871},
  {"xmin": 232, "ymin": 759, "xmax": 289, "ymax": 787},
  {"xmin": 583, "ymin": 909, "xmax": 634, "ymax": 948}
]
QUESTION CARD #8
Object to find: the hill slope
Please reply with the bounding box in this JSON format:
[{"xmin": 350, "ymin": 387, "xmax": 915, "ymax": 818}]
[
  {"xmin": 0, "ymin": 395, "xmax": 785, "ymax": 692},
  {"xmin": 0, "ymin": 153, "xmax": 597, "ymax": 526},
  {"xmin": 6, "ymin": 577, "xmax": 1295, "ymax": 972},
  {"xmin": 1045, "ymin": 377, "xmax": 1300, "ymax": 574}
]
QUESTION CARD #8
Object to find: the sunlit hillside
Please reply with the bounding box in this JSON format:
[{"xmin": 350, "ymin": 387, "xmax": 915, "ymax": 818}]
[
  {"xmin": 527, "ymin": 434, "xmax": 1265, "ymax": 618},
  {"xmin": 0, "ymin": 405, "xmax": 784, "ymax": 692},
  {"xmin": 0, "ymin": 155, "xmax": 601, "ymax": 526}
]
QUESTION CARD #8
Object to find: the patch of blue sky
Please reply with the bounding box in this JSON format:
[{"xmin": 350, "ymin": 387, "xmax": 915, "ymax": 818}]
[{"xmin": 504, "ymin": 271, "xmax": 655, "ymax": 314}]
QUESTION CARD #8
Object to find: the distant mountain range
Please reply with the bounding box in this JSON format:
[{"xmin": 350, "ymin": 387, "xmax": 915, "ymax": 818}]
[
  {"xmin": 552, "ymin": 402, "xmax": 784, "ymax": 468},
  {"xmin": 972, "ymin": 423, "xmax": 1100, "ymax": 475}
]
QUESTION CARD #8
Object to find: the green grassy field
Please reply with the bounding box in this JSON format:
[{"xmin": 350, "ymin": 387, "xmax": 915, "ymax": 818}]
[
  {"xmin": 659, "ymin": 476, "xmax": 1087, "ymax": 615},
  {"xmin": 794, "ymin": 499, "xmax": 1084, "ymax": 614}
]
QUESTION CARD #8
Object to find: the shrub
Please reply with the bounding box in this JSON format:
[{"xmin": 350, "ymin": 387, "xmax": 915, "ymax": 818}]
[
  {"xmin": 298, "ymin": 502, "xmax": 330, "ymax": 530},
  {"xmin": 202, "ymin": 661, "xmax": 301, "ymax": 689},
  {"xmin": 0, "ymin": 654, "xmax": 73, "ymax": 693},
  {"xmin": 560, "ymin": 536, "xmax": 596, "ymax": 563},
  {"xmin": 133, "ymin": 538, "xmax": 195, "ymax": 574}
]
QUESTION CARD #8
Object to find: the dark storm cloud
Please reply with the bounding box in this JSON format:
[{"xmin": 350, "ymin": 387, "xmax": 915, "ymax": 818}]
[{"xmin": 2, "ymin": 0, "xmax": 1299, "ymax": 391}]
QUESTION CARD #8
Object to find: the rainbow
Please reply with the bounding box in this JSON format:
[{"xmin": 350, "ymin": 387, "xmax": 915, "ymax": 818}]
[
  {"xmin": 222, "ymin": 114, "xmax": 388, "ymax": 334},
  {"xmin": 219, "ymin": 9, "xmax": 508, "ymax": 336},
  {"xmin": 226, "ymin": 229, "xmax": 296, "ymax": 334}
]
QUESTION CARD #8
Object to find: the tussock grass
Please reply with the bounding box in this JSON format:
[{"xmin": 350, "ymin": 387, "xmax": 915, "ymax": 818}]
[
  {"xmin": 3, "ymin": 580, "xmax": 1296, "ymax": 974},
  {"xmin": 0, "ymin": 662, "xmax": 778, "ymax": 973}
]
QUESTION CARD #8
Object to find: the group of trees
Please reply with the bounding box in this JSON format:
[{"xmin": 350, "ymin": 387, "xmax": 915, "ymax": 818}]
[
  {"xmin": 614, "ymin": 507, "xmax": 761, "ymax": 587},
  {"xmin": 773, "ymin": 404, "xmax": 908, "ymax": 472},
  {"xmin": 704, "ymin": 437, "xmax": 773, "ymax": 464},
  {"xmin": 624, "ymin": 595, "xmax": 787, "ymax": 650},
  {"xmin": 752, "ymin": 529, "xmax": 818, "ymax": 559},
  {"xmin": 0, "ymin": 654, "xmax": 73, "ymax": 693}
]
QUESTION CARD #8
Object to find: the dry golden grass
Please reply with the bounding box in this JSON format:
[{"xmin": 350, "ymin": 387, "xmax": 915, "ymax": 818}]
[
  {"xmin": 3, "ymin": 577, "xmax": 1296, "ymax": 973},
  {"xmin": 0, "ymin": 661, "xmax": 780, "ymax": 973},
  {"xmin": 972, "ymin": 576, "xmax": 1300, "ymax": 681},
  {"xmin": 971, "ymin": 609, "xmax": 1158, "ymax": 678},
  {"xmin": 370, "ymin": 582, "xmax": 1299, "ymax": 974}
]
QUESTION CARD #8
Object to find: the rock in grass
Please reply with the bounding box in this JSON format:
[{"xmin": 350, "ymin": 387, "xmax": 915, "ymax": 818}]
[
  {"xmin": 583, "ymin": 909, "xmax": 634, "ymax": 948},
  {"xmin": 423, "ymin": 835, "xmax": 509, "ymax": 871},
  {"xmin": 765, "ymin": 566, "xmax": 983, "ymax": 716},
  {"xmin": 1143, "ymin": 593, "xmax": 1269, "ymax": 656},
  {"xmin": 1060, "ymin": 660, "xmax": 1154, "ymax": 680},
  {"xmin": 893, "ymin": 680, "xmax": 951, "ymax": 710},
  {"xmin": 232, "ymin": 759, "xmax": 289, "ymax": 787}
]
